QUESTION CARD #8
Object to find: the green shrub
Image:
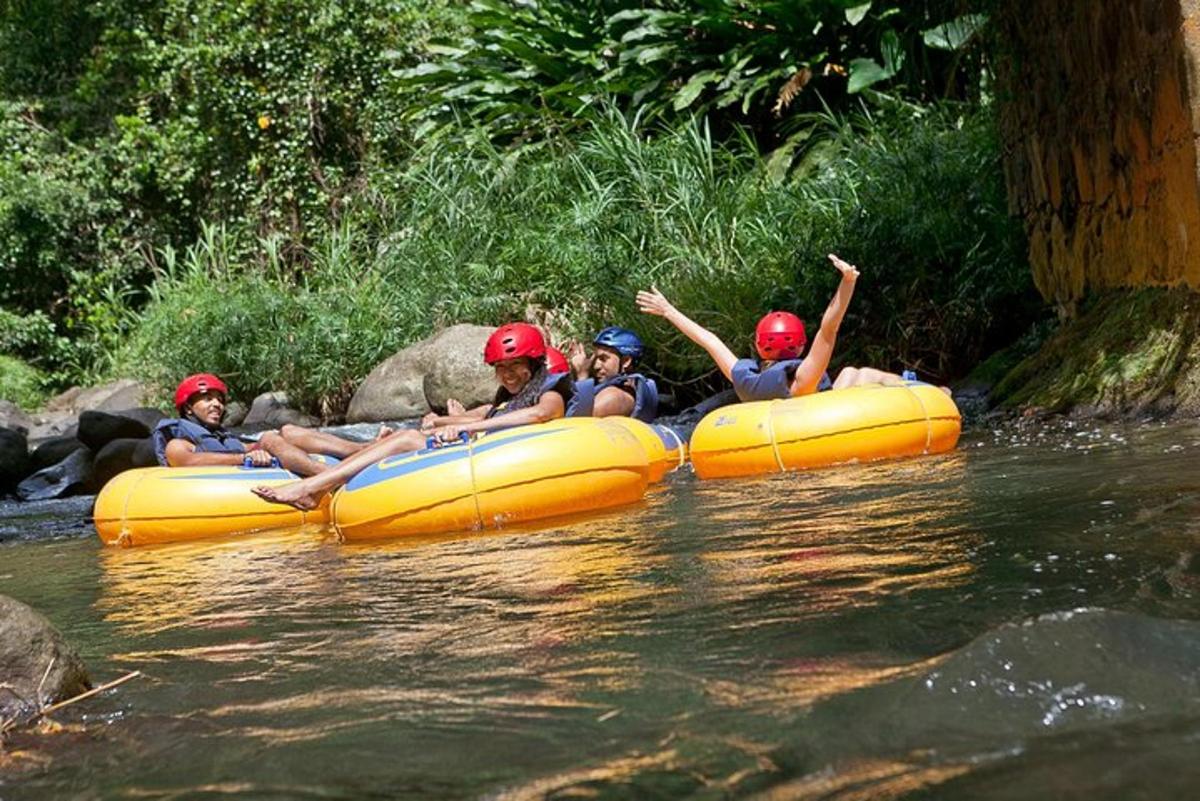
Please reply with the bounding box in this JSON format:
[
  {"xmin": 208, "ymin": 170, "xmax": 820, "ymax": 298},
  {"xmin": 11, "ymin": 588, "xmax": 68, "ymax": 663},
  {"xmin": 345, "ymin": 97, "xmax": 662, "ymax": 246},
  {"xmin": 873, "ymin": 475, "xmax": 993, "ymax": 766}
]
[
  {"xmin": 0, "ymin": 354, "xmax": 47, "ymax": 410},
  {"xmin": 117, "ymin": 105, "xmax": 1033, "ymax": 413}
]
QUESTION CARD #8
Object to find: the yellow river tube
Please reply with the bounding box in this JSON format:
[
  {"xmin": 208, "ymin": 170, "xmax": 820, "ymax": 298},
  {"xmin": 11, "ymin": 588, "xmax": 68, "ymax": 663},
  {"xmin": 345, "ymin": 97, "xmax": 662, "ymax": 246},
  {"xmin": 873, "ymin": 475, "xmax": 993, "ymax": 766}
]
[
  {"xmin": 331, "ymin": 418, "xmax": 651, "ymax": 542},
  {"xmin": 94, "ymin": 466, "xmax": 330, "ymax": 547},
  {"xmin": 553, "ymin": 417, "xmax": 686, "ymax": 482},
  {"xmin": 689, "ymin": 383, "xmax": 961, "ymax": 480}
]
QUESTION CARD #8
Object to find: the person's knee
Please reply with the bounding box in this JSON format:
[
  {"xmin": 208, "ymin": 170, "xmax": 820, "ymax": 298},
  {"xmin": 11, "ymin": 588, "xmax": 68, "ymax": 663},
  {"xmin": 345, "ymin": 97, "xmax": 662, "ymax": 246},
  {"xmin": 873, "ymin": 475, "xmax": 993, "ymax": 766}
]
[
  {"xmin": 258, "ymin": 431, "xmax": 284, "ymax": 451},
  {"xmin": 835, "ymin": 366, "xmax": 860, "ymax": 386},
  {"xmin": 279, "ymin": 424, "xmax": 303, "ymax": 442}
]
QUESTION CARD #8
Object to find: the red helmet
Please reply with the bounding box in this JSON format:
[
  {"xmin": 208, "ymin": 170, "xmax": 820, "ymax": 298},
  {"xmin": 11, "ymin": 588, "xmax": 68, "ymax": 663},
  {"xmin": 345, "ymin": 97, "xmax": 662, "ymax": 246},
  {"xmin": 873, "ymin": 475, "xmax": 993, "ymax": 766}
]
[
  {"xmin": 483, "ymin": 323, "xmax": 546, "ymax": 365},
  {"xmin": 174, "ymin": 373, "xmax": 228, "ymax": 413},
  {"xmin": 755, "ymin": 312, "xmax": 807, "ymax": 360},
  {"xmin": 545, "ymin": 346, "xmax": 569, "ymax": 374}
]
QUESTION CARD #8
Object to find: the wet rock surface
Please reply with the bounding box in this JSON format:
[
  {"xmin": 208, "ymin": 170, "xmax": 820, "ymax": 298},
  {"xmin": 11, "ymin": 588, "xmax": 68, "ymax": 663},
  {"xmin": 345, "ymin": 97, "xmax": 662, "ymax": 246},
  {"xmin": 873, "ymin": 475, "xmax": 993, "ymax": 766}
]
[{"xmin": 0, "ymin": 594, "xmax": 91, "ymax": 721}]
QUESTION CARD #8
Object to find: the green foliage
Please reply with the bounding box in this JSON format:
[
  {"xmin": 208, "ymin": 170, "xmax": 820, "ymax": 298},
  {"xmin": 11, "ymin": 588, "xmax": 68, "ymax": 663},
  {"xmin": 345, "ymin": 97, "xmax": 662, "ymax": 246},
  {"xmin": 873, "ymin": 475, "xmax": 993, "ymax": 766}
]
[
  {"xmin": 397, "ymin": 0, "xmax": 991, "ymax": 147},
  {"xmin": 0, "ymin": 354, "xmax": 48, "ymax": 409},
  {"xmin": 0, "ymin": 0, "xmax": 463, "ymax": 386},
  {"xmin": 117, "ymin": 107, "xmax": 1033, "ymax": 412}
]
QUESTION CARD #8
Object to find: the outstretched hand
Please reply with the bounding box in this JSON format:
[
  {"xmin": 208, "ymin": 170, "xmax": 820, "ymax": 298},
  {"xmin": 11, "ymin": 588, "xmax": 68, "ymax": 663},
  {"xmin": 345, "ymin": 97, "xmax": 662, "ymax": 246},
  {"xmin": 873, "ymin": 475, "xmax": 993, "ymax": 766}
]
[
  {"xmin": 636, "ymin": 287, "xmax": 677, "ymax": 318},
  {"xmin": 566, "ymin": 341, "xmax": 588, "ymax": 377},
  {"xmin": 828, "ymin": 253, "xmax": 859, "ymax": 282}
]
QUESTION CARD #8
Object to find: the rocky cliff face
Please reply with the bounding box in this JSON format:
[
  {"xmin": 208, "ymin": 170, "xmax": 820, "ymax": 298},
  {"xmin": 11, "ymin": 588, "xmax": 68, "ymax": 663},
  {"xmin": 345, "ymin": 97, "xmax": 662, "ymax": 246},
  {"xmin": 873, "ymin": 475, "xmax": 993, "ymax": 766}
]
[{"xmin": 995, "ymin": 0, "xmax": 1200, "ymax": 312}]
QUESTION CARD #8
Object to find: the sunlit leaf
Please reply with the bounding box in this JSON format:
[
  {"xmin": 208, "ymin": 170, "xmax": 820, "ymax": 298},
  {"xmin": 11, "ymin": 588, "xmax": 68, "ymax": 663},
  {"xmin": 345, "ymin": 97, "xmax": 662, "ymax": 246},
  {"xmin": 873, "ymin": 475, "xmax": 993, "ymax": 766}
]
[{"xmin": 845, "ymin": 3, "xmax": 872, "ymax": 26}]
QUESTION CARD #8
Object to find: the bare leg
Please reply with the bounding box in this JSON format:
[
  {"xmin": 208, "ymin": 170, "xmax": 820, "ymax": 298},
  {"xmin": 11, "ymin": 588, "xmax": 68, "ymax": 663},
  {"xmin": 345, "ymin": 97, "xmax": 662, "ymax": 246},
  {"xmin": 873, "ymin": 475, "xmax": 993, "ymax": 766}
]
[
  {"xmin": 833, "ymin": 366, "xmax": 904, "ymax": 389},
  {"xmin": 833, "ymin": 366, "xmax": 951, "ymax": 396},
  {"xmin": 278, "ymin": 423, "xmax": 375, "ymax": 458},
  {"xmin": 257, "ymin": 431, "xmax": 328, "ymax": 477},
  {"xmin": 252, "ymin": 428, "xmax": 427, "ymax": 510}
]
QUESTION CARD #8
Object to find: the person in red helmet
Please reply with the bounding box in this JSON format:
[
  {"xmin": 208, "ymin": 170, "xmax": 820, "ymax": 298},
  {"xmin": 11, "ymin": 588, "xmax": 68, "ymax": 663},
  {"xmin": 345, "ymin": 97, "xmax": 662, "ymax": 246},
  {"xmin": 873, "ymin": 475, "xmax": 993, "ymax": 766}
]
[
  {"xmin": 253, "ymin": 323, "xmax": 574, "ymax": 510},
  {"xmin": 154, "ymin": 373, "xmax": 384, "ymax": 473},
  {"xmin": 637, "ymin": 254, "xmax": 909, "ymax": 401}
]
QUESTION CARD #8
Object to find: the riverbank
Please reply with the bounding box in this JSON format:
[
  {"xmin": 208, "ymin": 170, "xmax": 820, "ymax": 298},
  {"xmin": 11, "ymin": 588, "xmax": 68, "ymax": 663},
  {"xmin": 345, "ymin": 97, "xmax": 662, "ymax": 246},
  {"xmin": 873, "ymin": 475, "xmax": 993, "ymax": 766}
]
[{"xmin": 986, "ymin": 288, "xmax": 1200, "ymax": 419}]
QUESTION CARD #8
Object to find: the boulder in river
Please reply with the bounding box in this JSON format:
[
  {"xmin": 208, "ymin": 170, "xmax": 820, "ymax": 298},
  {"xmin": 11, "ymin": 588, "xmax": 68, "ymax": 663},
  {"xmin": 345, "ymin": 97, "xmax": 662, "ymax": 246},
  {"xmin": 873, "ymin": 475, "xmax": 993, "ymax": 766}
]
[
  {"xmin": 348, "ymin": 324, "xmax": 496, "ymax": 422},
  {"xmin": 93, "ymin": 437, "xmax": 157, "ymax": 489},
  {"xmin": 29, "ymin": 435, "xmax": 85, "ymax": 474},
  {"xmin": 242, "ymin": 391, "xmax": 318, "ymax": 429},
  {"xmin": 17, "ymin": 447, "xmax": 95, "ymax": 502},
  {"xmin": 0, "ymin": 427, "xmax": 30, "ymax": 494},
  {"xmin": 223, "ymin": 400, "xmax": 248, "ymax": 428},
  {"xmin": 0, "ymin": 594, "xmax": 91, "ymax": 720},
  {"xmin": 77, "ymin": 410, "xmax": 154, "ymax": 453}
]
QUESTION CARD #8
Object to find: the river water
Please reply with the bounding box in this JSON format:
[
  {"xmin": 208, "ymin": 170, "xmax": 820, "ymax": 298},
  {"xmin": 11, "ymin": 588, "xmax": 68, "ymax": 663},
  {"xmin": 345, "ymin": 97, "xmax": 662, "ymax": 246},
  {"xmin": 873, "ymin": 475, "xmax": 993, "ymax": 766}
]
[{"xmin": 1, "ymin": 418, "xmax": 1198, "ymax": 799}]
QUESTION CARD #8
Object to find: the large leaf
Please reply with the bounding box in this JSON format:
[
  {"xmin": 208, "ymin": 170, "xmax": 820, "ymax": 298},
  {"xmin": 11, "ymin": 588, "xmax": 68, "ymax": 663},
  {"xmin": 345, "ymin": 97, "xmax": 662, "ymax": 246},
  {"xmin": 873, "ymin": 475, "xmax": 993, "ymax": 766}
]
[
  {"xmin": 847, "ymin": 57, "xmax": 889, "ymax": 94},
  {"xmin": 844, "ymin": 3, "xmax": 872, "ymax": 26},
  {"xmin": 922, "ymin": 14, "xmax": 987, "ymax": 51}
]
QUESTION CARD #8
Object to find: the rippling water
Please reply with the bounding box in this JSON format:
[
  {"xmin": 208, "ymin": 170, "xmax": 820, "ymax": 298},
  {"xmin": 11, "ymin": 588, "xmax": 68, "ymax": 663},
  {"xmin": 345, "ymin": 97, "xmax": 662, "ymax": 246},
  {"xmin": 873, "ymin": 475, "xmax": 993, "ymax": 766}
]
[{"xmin": 2, "ymin": 419, "xmax": 1199, "ymax": 799}]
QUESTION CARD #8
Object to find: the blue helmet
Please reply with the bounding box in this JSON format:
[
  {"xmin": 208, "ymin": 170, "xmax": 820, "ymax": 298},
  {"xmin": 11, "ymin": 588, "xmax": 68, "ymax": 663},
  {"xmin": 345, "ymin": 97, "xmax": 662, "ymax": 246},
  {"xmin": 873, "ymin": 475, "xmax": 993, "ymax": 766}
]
[{"xmin": 594, "ymin": 326, "xmax": 644, "ymax": 363}]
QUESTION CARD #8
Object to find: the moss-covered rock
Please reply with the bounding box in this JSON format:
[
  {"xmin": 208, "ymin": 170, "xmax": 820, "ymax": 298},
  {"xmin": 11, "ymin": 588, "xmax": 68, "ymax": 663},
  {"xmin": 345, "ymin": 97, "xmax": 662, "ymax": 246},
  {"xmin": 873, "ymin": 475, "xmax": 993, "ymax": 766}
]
[{"xmin": 990, "ymin": 288, "xmax": 1200, "ymax": 416}]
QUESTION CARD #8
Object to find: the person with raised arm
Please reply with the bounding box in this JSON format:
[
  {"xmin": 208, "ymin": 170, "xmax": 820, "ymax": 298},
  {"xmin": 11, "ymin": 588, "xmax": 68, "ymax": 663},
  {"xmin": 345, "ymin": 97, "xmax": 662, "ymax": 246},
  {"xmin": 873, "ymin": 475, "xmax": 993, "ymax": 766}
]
[{"xmin": 636, "ymin": 254, "xmax": 915, "ymax": 402}]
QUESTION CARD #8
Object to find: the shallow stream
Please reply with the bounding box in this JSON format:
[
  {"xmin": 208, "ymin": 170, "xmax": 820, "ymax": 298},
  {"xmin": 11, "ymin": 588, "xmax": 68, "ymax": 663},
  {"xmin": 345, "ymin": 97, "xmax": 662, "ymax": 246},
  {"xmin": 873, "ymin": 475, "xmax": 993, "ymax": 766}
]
[{"xmin": 2, "ymin": 419, "xmax": 1198, "ymax": 799}]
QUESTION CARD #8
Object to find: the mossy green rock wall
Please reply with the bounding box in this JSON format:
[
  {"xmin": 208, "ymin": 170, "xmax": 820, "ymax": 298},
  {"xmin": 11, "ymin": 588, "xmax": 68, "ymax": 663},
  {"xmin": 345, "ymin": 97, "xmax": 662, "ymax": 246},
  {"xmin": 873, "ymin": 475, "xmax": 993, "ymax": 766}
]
[
  {"xmin": 991, "ymin": 289, "xmax": 1200, "ymax": 415},
  {"xmin": 995, "ymin": 1, "xmax": 1200, "ymax": 310}
]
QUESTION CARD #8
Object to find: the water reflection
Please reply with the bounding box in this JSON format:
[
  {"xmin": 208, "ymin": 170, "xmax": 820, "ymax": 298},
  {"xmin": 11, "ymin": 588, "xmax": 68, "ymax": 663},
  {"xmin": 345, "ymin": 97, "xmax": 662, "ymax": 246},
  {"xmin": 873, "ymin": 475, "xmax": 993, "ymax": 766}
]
[{"xmin": 3, "ymin": 421, "xmax": 1199, "ymax": 799}]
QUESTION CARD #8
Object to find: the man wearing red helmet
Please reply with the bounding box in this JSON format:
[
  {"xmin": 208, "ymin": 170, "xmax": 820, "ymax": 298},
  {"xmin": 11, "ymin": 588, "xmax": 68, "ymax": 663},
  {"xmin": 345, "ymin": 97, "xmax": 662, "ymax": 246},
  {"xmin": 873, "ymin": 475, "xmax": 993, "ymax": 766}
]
[
  {"xmin": 253, "ymin": 323, "xmax": 574, "ymax": 510},
  {"xmin": 637, "ymin": 253, "xmax": 908, "ymax": 401},
  {"xmin": 154, "ymin": 373, "xmax": 383, "ymax": 473}
]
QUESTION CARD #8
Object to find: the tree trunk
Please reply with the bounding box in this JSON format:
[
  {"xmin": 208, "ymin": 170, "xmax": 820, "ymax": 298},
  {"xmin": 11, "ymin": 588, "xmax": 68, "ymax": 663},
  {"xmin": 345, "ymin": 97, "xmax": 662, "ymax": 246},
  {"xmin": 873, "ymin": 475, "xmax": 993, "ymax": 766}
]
[{"xmin": 995, "ymin": 0, "xmax": 1200, "ymax": 314}]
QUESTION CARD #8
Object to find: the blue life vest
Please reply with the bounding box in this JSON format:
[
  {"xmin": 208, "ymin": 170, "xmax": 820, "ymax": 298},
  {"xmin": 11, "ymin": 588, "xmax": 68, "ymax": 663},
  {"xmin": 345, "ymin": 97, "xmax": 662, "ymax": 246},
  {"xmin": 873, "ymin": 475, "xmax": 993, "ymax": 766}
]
[
  {"xmin": 730, "ymin": 358, "xmax": 832, "ymax": 402},
  {"xmin": 566, "ymin": 373, "xmax": 658, "ymax": 422},
  {"xmin": 486, "ymin": 372, "xmax": 574, "ymax": 420},
  {"xmin": 152, "ymin": 418, "xmax": 246, "ymax": 466}
]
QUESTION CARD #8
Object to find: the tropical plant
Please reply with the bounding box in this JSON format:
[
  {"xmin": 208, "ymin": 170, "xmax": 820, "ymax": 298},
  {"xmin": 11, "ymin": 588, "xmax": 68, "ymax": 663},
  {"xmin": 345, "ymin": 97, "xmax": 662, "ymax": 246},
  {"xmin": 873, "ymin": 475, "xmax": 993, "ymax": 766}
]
[{"xmin": 397, "ymin": 0, "xmax": 989, "ymax": 147}]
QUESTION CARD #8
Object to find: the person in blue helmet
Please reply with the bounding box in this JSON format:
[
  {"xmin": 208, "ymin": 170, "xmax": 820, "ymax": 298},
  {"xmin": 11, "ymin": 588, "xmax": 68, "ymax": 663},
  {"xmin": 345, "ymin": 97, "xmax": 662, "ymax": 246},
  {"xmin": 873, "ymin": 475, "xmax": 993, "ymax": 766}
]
[{"xmin": 565, "ymin": 326, "xmax": 658, "ymax": 422}]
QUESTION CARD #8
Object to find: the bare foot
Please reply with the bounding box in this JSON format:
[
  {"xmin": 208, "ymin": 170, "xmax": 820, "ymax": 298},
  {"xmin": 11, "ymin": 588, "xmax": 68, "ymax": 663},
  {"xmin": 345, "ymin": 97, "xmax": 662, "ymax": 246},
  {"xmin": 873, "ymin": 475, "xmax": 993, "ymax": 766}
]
[
  {"xmin": 939, "ymin": 385, "xmax": 953, "ymax": 398},
  {"xmin": 374, "ymin": 424, "xmax": 395, "ymax": 442},
  {"xmin": 252, "ymin": 481, "xmax": 324, "ymax": 511}
]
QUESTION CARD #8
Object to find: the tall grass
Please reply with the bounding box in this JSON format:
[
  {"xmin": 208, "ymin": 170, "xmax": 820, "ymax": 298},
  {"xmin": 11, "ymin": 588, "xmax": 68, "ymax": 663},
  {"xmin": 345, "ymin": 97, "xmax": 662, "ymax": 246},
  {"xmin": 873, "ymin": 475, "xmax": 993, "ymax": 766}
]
[{"xmin": 115, "ymin": 105, "xmax": 1035, "ymax": 415}]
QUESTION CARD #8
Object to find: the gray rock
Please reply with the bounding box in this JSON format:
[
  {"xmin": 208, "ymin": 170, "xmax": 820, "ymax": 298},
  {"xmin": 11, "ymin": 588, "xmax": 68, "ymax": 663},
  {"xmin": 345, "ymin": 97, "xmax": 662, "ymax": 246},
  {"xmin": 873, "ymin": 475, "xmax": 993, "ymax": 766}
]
[
  {"xmin": 348, "ymin": 324, "xmax": 496, "ymax": 422},
  {"xmin": 72, "ymin": 379, "xmax": 147, "ymax": 413},
  {"xmin": 42, "ymin": 386, "xmax": 83, "ymax": 412},
  {"xmin": 26, "ymin": 410, "xmax": 78, "ymax": 446},
  {"xmin": 17, "ymin": 447, "xmax": 95, "ymax": 502},
  {"xmin": 242, "ymin": 391, "xmax": 317, "ymax": 429},
  {"xmin": 0, "ymin": 427, "xmax": 29, "ymax": 493},
  {"xmin": 0, "ymin": 400, "xmax": 33, "ymax": 437},
  {"xmin": 422, "ymin": 325, "xmax": 500, "ymax": 413},
  {"xmin": 0, "ymin": 594, "xmax": 91, "ymax": 721},
  {"xmin": 223, "ymin": 400, "xmax": 248, "ymax": 428}
]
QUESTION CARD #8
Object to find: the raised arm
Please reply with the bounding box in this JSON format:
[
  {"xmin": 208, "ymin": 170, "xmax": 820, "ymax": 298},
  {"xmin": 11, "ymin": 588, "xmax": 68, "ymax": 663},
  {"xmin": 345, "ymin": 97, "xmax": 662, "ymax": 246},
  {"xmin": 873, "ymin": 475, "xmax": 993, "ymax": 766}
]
[
  {"xmin": 790, "ymin": 254, "xmax": 859, "ymax": 396},
  {"xmin": 636, "ymin": 287, "xmax": 738, "ymax": 381}
]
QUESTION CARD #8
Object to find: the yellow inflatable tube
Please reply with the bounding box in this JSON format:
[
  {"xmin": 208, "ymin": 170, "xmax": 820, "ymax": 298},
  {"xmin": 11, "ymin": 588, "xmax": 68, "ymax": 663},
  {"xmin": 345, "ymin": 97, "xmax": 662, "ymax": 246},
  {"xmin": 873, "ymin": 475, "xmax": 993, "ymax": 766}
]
[
  {"xmin": 689, "ymin": 383, "xmax": 961, "ymax": 479},
  {"xmin": 554, "ymin": 417, "xmax": 686, "ymax": 482},
  {"xmin": 94, "ymin": 466, "xmax": 330, "ymax": 546},
  {"xmin": 331, "ymin": 418, "xmax": 651, "ymax": 542}
]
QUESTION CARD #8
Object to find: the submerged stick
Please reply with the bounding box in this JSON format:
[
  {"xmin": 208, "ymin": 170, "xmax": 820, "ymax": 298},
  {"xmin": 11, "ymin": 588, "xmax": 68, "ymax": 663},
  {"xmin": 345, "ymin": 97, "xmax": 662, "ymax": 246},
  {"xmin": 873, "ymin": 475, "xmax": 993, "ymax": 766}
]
[{"xmin": 37, "ymin": 671, "xmax": 142, "ymax": 718}]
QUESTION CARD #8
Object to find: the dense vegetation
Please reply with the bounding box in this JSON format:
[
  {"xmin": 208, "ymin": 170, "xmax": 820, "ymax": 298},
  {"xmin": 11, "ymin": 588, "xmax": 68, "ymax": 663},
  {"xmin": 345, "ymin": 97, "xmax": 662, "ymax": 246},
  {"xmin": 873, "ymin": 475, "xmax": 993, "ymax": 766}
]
[{"xmin": 0, "ymin": 0, "xmax": 1037, "ymax": 415}]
